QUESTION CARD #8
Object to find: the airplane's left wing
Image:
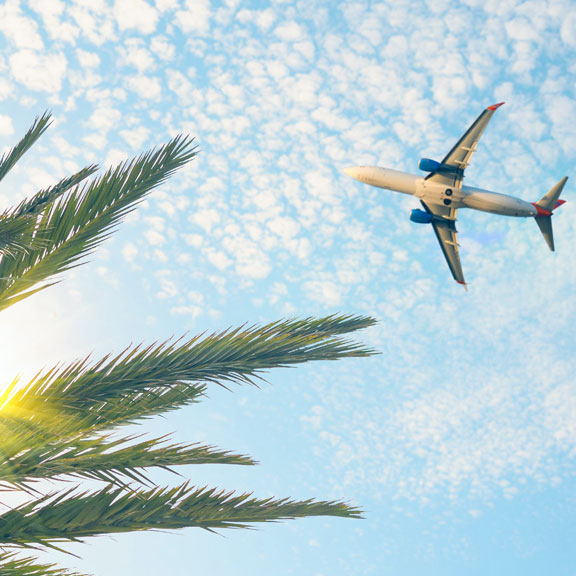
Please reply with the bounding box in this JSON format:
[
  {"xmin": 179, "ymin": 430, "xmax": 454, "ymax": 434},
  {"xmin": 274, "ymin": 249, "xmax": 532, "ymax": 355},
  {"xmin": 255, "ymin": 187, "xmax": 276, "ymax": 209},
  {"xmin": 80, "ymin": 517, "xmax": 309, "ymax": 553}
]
[
  {"xmin": 420, "ymin": 201, "xmax": 466, "ymax": 287},
  {"xmin": 426, "ymin": 102, "xmax": 505, "ymax": 188}
]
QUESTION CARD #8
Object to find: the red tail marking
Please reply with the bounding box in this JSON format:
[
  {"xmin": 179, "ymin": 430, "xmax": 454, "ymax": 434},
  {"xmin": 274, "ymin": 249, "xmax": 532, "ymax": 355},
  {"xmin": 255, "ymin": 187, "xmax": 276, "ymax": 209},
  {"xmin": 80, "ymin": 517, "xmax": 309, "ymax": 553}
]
[{"xmin": 532, "ymin": 203, "xmax": 552, "ymax": 217}]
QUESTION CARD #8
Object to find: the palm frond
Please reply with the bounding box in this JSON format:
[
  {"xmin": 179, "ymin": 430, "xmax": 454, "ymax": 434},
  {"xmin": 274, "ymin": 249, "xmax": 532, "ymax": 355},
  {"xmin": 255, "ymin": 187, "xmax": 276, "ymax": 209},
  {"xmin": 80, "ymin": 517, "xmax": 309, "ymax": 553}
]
[
  {"xmin": 0, "ymin": 113, "xmax": 52, "ymax": 185},
  {"xmin": 0, "ymin": 429, "xmax": 254, "ymax": 488},
  {"xmin": 0, "ymin": 553, "xmax": 86, "ymax": 576},
  {"xmin": 0, "ymin": 315, "xmax": 374, "ymax": 488},
  {"xmin": 0, "ymin": 166, "xmax": 98, "ymax": 259},
  {"xmin": 9, "ymin": 165, "xmax": 99, "ymax": 219},
  {"xmin": 0, "ymin": 135, "xmax": 198, "ymax": 311},
  {"xmin": 0, "ymin": 218, "xmax": 36, "ymax": 258},
  {"xmin": 8, "ymin": 315, "xmax": 377, "ymax": 420},
  {"xmin": 0, "ymin": 483, "xmax": 362, "ymax": 550}
]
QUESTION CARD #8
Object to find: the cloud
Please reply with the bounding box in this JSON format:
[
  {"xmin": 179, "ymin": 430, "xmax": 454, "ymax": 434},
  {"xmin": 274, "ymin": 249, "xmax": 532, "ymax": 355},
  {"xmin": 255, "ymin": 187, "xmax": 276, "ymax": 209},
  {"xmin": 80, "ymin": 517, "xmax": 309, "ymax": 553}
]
[
  {"xmin": 28, "ymin": 0, "xmax": 79, "ymax": 44},
  {"xmin": 68, "ymin": 1, "xmax": 116, "ymax": 46},
  {"xmin": 0, "ymin": 116, "xmax": 14, "ymax": 137},
  {"xmin": 117, "ymin": 38, "xmax": 157, "ymax": 72},
  {"xmin": 0, "ymin": 0, "xmax": 44, "ymax": 50},
  {"xmin": 76, "ymin": 49, "xmax": 101, "ymax": 68},
  {"xmin": 119, "ymin": 125, "xmax": 150, "ymax": 149},
  {"xmin": 9, "ymin": 50, "xmax": 67, "ymax": 93},
  {"xmin": 113, "ymin": 0, "xmax": 158, "ymax": 34},
  {"xmin": 560, "ymin": 11, "xmax": 576, "ymax": 47},
  {"xmin": 175, "ymin": 0, "xmax": 211, "ymax": 34},
  {"xmin": 122, "ymin": 242, "xmax": 139, "ymax": 264},
  {"xmin": 150, "ymin": 35, "xmax": 175, "ymax": 60},
  {"xmin": 124, "ymin": 74, "xmax": 162, "ymax": 100}
]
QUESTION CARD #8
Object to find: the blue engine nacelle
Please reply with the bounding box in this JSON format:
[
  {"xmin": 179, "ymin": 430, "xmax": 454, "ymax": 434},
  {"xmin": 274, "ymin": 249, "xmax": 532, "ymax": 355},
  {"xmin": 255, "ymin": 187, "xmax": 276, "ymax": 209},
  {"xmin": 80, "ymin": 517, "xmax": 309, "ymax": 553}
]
[
  {"xmin": 410, "ymin": 209, "xmax": 433, "ymax": 224},
  {"xmin": 418, "ymin": 158, "xmax": 442, "ymax": 172},
  {"xmin": 419, "ymin": 157, "xmax": 459, "ymax": 174}
]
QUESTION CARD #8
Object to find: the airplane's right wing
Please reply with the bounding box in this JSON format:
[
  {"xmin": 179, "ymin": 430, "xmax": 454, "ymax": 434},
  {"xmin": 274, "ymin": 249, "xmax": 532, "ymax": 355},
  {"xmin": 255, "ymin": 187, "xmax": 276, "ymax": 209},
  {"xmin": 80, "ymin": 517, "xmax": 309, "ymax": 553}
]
[{"xmin": 420, "ymin": 201, "xmax": 466, "ymax": 287}]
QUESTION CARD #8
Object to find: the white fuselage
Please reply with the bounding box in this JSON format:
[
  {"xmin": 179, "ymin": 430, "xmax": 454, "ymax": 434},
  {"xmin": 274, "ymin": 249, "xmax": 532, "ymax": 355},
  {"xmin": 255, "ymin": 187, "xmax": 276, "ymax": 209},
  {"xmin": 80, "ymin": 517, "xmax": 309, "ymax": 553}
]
[{"xmin": 344, "ymin": 166, "xmax": 537, "ymax": 217}]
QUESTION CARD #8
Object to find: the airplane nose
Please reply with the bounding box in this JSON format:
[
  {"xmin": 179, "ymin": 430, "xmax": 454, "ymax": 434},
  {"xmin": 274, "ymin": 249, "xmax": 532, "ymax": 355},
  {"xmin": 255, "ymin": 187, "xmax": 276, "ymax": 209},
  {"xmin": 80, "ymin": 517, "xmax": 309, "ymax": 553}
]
[{"xmin": 343, "ymin": 166, "xmax": 362, "ymax": 180}]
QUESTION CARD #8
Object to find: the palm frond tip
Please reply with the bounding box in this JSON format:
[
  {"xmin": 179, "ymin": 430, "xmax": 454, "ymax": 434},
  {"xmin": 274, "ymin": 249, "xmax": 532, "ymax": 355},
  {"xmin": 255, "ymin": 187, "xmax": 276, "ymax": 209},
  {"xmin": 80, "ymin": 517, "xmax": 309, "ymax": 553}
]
[{"xmin": 0, "ymin": 134, "xmax": 198, "ymax": 312}]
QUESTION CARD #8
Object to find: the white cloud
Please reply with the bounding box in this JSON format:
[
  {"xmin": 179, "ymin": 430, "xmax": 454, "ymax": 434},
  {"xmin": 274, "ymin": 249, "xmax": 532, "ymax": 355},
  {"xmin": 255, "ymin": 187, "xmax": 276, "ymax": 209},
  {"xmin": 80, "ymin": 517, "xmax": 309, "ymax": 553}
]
[
  {"xmin": 175, "ymin": 0, "xmax": 211, "ymax": 34},
  {"xmin": 169, "ymin": 304, "xmax": 202, "ymax": 317},
  {"xmin": 122, "ymin": 242, "xmax": 139, "ymax": 264},
  {"xmin": 150, "ymin": 35, "xmax": 175, "ymax": 60},
  {"xmin": 560, "ymin": 11, "xmax": 576, "ymax": 47},
  {"xmin": 125, "ymin": 75, "xmax": 162, "ymax": 100},
  {"xmin": 156, "ymin": 277, "xmax": 180, "ymax": 300},
  {"xmin": 0, "ymin": 116, "xmax": 14, "ymax": 137},
  {"xmin": 166, "ymin": 69, "xmax": 195, "ymax": 103},
  {"xmin": 119, "ymin": 125, "xmax": 150, "ymax": 149},
  {"xmin": 303, "ymin": 280, "xmax": 344, "ymax": 306},
  {"xmin": 77, "ymin": 49, "xmax": 101, "ymax": 68},
  {"xmin": 144, "ymin": 229, "xmax": 166, "ymax": 246},
  {"xmin": 237, "ymin": 8, "xmax": 276, "ymax": 31},
  {"xmin": 29, "ymin": 0, "xmax": 79, "ymax": 43},
  {"xmin": 190, "ymin": 209, "xmax": 220, "ymax": 234},
  {"xmin": 0, "ymin": 78, "xmax": 14, "ymax": 101},
  {"xmin": 154, "ymin": 0, "xmax": 179, "ymax": 11},
  {"xmin": 114, "ymin": 0, "xmax": 159, "ymax": 34},
  {"xmin": 117, "ymin": 39, "xmax": 156, "ymax": 72},
  {"xmin": 69, "ymin": 3, "xmax": 116, "ymax": 45},
  {"xmin": 9, "ymin": 50, "xmax": 67, "ymax": 93},
  {"xmin": 0, "ymin": 0, "xmax": 44, "ymax": 50},
  {"xmin": 87, "ymin": 106, "xmax": 123, "ymax": 133},
  {"xmin": 268, "ymin": 216, "xmax": 301, "ymax": 241},
  {"xmin": 274, "ymin": 21, "xmax": 305, "ymax": 42}
]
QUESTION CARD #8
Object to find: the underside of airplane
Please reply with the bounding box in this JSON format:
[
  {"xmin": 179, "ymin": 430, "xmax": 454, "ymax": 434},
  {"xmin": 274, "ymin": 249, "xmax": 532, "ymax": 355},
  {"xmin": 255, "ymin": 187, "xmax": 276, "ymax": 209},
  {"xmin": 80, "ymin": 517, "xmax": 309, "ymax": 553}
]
[{"xmin": 345, "ymin": 103, "xmax": 568, "ymax": 288}]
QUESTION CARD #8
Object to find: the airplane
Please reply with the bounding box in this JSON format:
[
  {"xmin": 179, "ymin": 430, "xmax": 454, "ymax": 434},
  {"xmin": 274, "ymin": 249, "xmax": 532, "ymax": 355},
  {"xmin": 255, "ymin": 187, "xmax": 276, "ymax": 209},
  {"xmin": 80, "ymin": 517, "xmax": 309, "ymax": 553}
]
[{"xmin": 344, "ymin": 103, "xmax": 568, "ymax": 288}]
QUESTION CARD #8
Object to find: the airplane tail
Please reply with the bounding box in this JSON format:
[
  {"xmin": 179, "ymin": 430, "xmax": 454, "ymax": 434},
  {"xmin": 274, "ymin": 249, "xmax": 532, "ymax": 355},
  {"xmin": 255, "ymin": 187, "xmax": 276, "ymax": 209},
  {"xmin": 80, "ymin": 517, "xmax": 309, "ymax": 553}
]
[{"xmin": 533, "ymin": 176, "xmax": 568, "ymax": 251}]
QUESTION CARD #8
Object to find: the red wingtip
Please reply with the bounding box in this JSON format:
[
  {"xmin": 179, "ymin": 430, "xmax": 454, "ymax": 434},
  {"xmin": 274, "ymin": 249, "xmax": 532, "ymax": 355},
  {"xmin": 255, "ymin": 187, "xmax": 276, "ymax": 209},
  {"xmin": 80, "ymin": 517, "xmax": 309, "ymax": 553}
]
[{"xmin": 488, "ymin": 102, "xmax": 505, "ymax": 111}]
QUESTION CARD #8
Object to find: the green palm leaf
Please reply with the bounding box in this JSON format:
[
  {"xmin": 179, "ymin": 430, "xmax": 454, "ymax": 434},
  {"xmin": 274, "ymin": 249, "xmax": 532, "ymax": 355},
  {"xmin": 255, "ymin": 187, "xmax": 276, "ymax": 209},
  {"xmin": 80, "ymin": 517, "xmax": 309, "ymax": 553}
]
[
  {"xmin": 0, "ymin": 553, "xmax": 86, "ymax": 576},
  {"xmin": 0, "ymin": 429, "xmax": 254, "ymax": 489},
  {"xmin": 0, "ymin": 134, "xmax": 197, "ymax": 311},
  {"xmin": 0, "ymin": 166, "xmax": 99, "ymax": 258},
  {"xmin": 0, "ymin": 315, "xmax": 375, "ymax": 489},
  {"xmin": 9, "ymin": 314, "xmax": 376, "ymax": 413},
  {"xmin": 0, "ymin": 483, "xmax": 362, "ymax": 551},
  {"xmin": 0, "ymin": 113, "xmax": 52, "ymax": 185}
]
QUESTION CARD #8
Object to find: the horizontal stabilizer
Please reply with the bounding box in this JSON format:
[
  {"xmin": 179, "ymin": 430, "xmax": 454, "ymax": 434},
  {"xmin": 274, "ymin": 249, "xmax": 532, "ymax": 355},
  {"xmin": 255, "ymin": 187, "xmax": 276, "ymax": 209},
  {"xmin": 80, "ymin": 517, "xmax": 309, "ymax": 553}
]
[{"xmin": 535, "ymin": 215, "xmax": 555, "ymax": 251}]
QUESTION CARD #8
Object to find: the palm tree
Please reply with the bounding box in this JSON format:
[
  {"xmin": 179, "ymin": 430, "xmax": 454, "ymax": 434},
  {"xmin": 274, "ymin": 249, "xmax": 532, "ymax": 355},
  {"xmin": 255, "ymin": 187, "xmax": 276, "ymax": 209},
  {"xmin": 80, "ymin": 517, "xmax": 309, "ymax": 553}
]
[{"xmin": 0, "ymin": 113, "xmax": 376, "ymax": 576}]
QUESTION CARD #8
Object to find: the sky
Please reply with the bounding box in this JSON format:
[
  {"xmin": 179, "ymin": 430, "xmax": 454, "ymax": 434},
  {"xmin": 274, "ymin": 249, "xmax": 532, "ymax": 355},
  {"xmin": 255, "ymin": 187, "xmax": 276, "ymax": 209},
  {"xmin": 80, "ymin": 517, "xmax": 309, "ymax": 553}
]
[{"xmin": 0, "ymin": 0, "xmax": 575, "ymax": 574}]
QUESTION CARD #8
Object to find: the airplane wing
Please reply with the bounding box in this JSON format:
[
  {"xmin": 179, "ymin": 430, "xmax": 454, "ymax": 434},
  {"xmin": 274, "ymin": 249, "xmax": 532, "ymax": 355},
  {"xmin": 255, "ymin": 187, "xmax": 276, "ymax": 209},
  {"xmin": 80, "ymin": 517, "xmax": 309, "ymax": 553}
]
[
  {"xmin": 426, "ymin": 102, "xmax": 505, "ymax": 189},
  {"xmin": 420, "ymin": 200, "xmax": 466, "ymax": 287}
]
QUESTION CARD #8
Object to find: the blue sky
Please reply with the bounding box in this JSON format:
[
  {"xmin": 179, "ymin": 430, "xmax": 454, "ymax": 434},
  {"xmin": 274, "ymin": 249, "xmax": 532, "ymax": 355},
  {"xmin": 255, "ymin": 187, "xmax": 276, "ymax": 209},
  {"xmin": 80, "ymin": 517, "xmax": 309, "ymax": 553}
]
[{"xmin": 0, "ymin": 0, "xmax": 575, "ymax": 574}]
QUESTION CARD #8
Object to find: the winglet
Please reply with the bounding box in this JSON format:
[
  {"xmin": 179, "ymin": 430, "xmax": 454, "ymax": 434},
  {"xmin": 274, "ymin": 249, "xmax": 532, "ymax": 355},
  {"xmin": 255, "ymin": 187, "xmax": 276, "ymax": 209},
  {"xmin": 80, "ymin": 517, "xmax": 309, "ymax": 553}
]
[
  {"xmin": 457, "ymin": 280, "xmax": 468, "ymax": 291},
  {"xmin": 487, "ymin": 102, "xmax": 505, "ymax": 111}
]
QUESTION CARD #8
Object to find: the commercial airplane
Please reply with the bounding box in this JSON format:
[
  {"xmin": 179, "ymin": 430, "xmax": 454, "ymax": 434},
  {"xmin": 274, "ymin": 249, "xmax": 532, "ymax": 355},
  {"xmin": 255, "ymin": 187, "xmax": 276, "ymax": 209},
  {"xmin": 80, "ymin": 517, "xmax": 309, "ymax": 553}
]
[{"xmin": 344, "ymin": 103, "xmax": 567, "ymax": 288}]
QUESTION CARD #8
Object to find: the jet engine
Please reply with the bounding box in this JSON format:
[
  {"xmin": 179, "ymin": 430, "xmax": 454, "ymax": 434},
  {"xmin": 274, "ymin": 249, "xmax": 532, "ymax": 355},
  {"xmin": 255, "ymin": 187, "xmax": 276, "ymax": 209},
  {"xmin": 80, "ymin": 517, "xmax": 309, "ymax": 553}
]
[
  {"xmin": 418, "ymin": 158, "xmax": 442, "ymax": 172},
  {"xmin": 410, "ymin": 209, "xmax": 433, "ymax": 224},
  {"xmin": 419, "ymin": 158, "xmax": 459, "ymax": 174}
]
